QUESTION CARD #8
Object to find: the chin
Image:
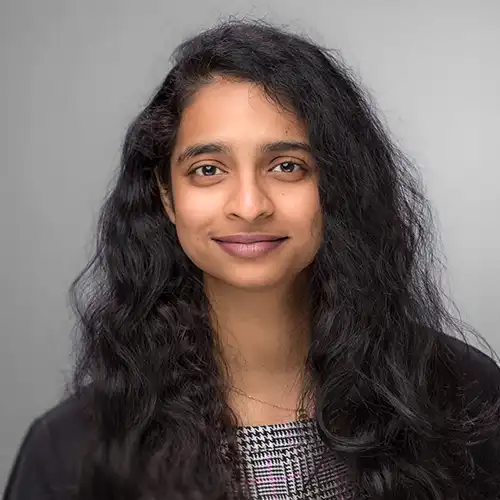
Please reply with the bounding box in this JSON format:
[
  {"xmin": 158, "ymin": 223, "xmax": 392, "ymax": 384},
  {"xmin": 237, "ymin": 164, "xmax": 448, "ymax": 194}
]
[{"xmin": 208, "ymin": 268, "xmax": 294, "ymax": 291}]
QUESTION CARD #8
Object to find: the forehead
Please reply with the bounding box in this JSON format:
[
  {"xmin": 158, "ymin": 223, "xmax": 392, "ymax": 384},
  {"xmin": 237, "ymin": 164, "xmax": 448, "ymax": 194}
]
[{"xmin": 174, "ymin": 78, "xmax": 308, "ymax": 148}]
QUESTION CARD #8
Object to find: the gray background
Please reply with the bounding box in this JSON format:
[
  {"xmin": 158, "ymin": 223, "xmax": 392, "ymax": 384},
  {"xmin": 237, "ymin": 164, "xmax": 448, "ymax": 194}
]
[{"xmin": 1, "ymin": 0, "xmax": 499, "ymax": 491}]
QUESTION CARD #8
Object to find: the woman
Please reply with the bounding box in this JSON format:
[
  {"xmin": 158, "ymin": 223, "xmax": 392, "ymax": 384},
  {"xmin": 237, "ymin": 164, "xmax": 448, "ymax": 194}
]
[{"xmin": 4, "ymin": 19, "xmax": 500, "ymax": 500}]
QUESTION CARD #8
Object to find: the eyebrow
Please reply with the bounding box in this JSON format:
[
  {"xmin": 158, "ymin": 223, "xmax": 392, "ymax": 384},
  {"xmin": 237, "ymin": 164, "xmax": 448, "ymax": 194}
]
[{"xmin": 175, "ymin": 140, "xmax": 312, "ymax": 165}]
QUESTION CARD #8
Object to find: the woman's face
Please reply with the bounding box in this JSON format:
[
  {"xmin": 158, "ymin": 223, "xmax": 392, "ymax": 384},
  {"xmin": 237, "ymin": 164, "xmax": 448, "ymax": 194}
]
[{"xmin": 160, "ymin": 77, "xmax": 322, "ymax": 290}]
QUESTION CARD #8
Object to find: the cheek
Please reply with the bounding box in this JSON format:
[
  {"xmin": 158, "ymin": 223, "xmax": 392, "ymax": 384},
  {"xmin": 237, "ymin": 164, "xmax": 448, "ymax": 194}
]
[
  {"xmin": 171, "ymin": 187, "xmax": 219, "ymax": 257},
  {"xmin": 310, "ymin": 210, "xmax": 323, "ymax": 241},
  {"xmin": 173, "ymin": 184, "xmax": 214, "ymax": 229},
  {"xmin": 280, "ymin": 187, "xmax": 322, "ymax": 238}
]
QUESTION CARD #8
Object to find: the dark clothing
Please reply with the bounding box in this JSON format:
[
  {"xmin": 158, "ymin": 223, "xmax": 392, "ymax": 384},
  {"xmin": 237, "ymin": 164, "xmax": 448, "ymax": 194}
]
[{"xmin": 4, "ymin": 334, "xmax": 500, "ymax": 500}]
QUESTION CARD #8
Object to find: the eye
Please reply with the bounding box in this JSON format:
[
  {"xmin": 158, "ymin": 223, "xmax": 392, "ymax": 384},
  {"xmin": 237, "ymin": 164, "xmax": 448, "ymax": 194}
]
[
  {"xmin": 192, "ymin": 165, "xmax": 224, "ymax": 176},
  {"xmin": 271, "ymin": 161, "xmax": 305, "ymax": 174}
]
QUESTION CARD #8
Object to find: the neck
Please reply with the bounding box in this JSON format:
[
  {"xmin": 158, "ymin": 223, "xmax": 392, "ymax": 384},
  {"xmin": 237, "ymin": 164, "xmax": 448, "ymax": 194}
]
[{"xmin": 205, "ymin": 272, "xmax": 311, "ymax": 394}]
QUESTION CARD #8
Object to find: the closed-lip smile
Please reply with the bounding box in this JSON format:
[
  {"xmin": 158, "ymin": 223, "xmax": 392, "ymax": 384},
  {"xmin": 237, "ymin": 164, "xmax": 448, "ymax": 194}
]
[
  {"xmin": 212, "ymin": 233, "xmax": 289, "ymax": 258},
  {"xmin": 213, "ymin": 233, "xmax": 288, "ymax": 244}
]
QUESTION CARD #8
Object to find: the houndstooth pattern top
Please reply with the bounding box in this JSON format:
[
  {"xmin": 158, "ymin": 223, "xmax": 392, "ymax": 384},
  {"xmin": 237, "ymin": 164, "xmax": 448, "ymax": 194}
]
[{"xmin": 225, "ymin": 418, "xmax": 354, "ymax": 499}]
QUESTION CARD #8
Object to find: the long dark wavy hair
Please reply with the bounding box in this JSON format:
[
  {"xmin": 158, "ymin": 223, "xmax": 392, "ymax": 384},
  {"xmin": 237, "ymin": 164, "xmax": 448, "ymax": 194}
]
[{"xmin": 69, "ymin": 18, "xmax": 500, "ymax": 500}]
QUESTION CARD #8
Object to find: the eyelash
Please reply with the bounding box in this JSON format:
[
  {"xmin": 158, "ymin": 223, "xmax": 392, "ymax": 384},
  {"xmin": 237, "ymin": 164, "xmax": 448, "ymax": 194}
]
[{"xmin": 190, "ymin": 161, "xmax": 305, "ymax": 177}]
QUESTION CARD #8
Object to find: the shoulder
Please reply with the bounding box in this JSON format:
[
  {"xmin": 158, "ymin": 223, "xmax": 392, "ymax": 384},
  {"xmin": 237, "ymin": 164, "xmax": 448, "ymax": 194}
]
[
  {"xmin": 437, "ymin": 332, "xmax": 500, "ymax": 479},
  {"xmin": 3, "ymin": 391, "xmax": 92, "ymax": 500},
  {"xmin": 437, "ymin": 331, "xmax": 500, "ymax": 403},
  {"xmin": 39, "ymin": 390, "xmax": 92, "ymax": 449}
]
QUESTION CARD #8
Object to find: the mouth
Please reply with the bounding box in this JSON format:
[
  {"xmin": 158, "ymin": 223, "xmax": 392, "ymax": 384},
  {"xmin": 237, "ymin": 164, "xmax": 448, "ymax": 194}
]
[
  {"xmin": 212, "ymin": 234, "xmax": 289, "ymax": 258},
  {"xmin": 212, "ymin": 234, "xmax": 289, "ymax": 244}
]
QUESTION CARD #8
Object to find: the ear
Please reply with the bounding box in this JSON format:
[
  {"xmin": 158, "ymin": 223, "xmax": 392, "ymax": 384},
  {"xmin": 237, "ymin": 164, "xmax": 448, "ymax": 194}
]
[{"xmin": 155, "ymin": 168, "xmax": 176, "ymax": 225}]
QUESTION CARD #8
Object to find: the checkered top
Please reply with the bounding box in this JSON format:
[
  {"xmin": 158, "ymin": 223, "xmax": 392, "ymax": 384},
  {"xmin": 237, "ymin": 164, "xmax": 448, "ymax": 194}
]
[{"xmin": 226, "ymin": 418, "xmax": 354, "ymax": 499}]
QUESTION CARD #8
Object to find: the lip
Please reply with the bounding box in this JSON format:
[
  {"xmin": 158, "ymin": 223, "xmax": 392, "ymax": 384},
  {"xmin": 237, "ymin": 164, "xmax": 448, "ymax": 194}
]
[
  {"xmin": 213, "ymin": 234, "xmax": 288, "ymax": 258},
  {"xmin": 213, "ymin": 233, "xmax": 288, "ymax": 244}
]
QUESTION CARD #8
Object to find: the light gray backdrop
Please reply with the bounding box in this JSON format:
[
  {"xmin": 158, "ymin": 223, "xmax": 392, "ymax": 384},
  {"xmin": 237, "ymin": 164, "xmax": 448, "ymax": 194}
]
[{"xmin": 1, "ymin": 0, "xmax": 499, "ymax": 492}]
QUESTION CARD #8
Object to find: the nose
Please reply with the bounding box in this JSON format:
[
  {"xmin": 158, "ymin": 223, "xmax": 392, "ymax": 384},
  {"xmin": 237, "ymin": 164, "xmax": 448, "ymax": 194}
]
[{"xmin": 224, "ymin": 172, "xmax": 274, "ymax": 222}]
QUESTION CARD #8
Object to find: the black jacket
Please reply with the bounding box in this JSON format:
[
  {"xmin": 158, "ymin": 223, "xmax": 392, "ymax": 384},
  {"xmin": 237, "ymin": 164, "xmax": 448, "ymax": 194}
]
[{"xmin": 3, "ymin": 333, "xmax": 500, "ymax": 500}]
